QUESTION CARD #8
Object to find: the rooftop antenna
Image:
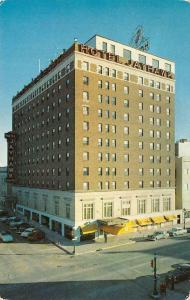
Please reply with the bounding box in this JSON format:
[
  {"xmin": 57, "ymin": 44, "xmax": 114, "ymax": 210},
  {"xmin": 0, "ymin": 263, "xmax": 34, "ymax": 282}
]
[{"xmin": 129, "ymin": 25, "xmax": 150, "ymax": 52}]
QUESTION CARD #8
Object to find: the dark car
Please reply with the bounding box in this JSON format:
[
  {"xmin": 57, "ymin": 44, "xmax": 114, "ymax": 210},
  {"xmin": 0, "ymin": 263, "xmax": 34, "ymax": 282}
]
[
  {"xmin": 166, "ymin": 267, "xmax": 190, "ymax": 283},
  {"xmin": 27, "ymin": 229, "xmax": 45, "ymax": 241}
]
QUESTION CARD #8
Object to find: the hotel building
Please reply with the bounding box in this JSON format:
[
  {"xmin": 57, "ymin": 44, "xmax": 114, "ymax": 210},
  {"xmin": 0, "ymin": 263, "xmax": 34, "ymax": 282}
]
[{"xmin": 8, "ymin": 35, "xmax": 177, "ymax": 239}]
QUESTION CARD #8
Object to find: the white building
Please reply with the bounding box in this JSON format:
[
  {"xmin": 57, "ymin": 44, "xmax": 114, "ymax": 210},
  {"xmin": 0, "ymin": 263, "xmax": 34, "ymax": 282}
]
[{"xmin": 176, "ymin": 139, "xmax": 190, "ymax": 211}]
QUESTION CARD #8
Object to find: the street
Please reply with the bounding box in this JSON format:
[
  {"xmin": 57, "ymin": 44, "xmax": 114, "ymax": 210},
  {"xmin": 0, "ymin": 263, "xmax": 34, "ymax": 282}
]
[{"xmin": 0, "ymin": 228, "xmax": 190, "ymax": 300}]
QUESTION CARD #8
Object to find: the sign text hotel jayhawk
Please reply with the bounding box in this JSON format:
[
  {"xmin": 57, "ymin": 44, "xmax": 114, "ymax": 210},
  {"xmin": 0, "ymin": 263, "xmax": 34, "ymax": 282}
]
[
  {"xmin": 78, "ymin": 44, "xmax": 174, "ymax": 79},
  {"xmin": 4, "ymin": 131, "xmax": 16, "ymax": 183}
]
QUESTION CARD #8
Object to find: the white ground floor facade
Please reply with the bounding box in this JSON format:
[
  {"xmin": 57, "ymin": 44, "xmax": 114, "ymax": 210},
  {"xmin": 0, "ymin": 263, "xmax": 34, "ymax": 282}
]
[{"xmin": 13, "ymin": 185, "xmax": 181, "ymax": 240}]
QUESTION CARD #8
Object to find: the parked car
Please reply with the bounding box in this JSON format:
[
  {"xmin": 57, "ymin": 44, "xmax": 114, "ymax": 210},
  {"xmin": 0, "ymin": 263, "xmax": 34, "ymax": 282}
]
[
  {"xmin": 28, "ymin": 229, "xmax": 45, "ymax": 241},
  {"xmin": 9, "ymin": 219, "xmax": 25, "ymax": 227},
  {"xmin": 0, "ymin": 210, "xmax": 9, "ymax": 216},
  {"xmin": 167, "ymin": 227, "xmax": 187, "ymax": 237},
  {"xmin": 166, "ymin": 267, "xmax": 190, "ymax": 283},
  {"xmin": 4, "ymin": 216, "xmax": 17, "ymax": 224},
  {"xmin": 147, "ymin": 231, "xmax": 169, "ymax": 241},
  {"xmin": 21, "ymin": 228, "xmax": 35, "ymax": 238},
  {"xmin": 0, "ymin": 231, "xmax": 13, "ymax": 242}
]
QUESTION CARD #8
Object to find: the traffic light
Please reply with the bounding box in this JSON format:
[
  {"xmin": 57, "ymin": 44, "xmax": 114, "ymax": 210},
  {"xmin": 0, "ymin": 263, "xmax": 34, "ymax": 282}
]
[{"xmin": 150, "ymin": 259, "xmax": 154, "ymax": 268}]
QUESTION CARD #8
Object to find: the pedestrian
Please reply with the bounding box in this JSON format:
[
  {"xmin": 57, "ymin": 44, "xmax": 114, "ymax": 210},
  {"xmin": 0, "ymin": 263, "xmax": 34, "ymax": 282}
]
[
  {"xmin": 171, "ymin": 275, "xmax": 175, "ymax": 290},
  {"xmin": 104, "ymin": 232, "xmax": 107, "ymax": 243}
]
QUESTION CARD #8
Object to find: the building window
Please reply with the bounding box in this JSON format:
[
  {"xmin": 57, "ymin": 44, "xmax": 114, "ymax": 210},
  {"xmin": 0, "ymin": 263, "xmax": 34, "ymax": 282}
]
[
  {"xmin": 98, "ymin": 138, "xmax": 102, "ymax": 147},
  {"xmin": 83, "ymin": 106, "xmax": 89, "ymax": 115},
  {"xmin": 163, "ymin": 197, "xmax": 171, "ymax": 211},
  {"xmin": 124, "ymin": 140, "xmax": 129, "ymax": 148},
  {"xmin": 139, "ymin": 181, "xmax": 143, "ymax": 188},
  {"xmin": 139, "ymin": 89, "xmax": 143, "ymax": 97},
  {"xmin": 98, "ymin": 152, "xmax": 102, "ymax": 161},
  {"xmin": 98, "ymin": 80, "xmax": 102, "ymax": 88},
  {"xmin": 139, "ymin": 155, "xmax": 143, "ymax": 163},
  {"xmin": 151, "ymin": 198, "xmax": 159, "ymax": 213},
  {"xmin": 98, "ymin": 109, "xmax": 102, "ymax": 117},
  {"xmin": 124, "ymin": 181, "xmax": 129, "ymax": 189},
  {"xmin": 139, "ymin": 141, "xmax": 143, "ymax": 149},
  {"xmin": 111, "ymin": 69, "xmax": 116, "ymax": 78},
  {"xmin": 112, "ymin": 168, "xmax": 116, "ymax": 176},
  {"xmin": 138, "ymin": 199, "xmax": 146, "ymax": 214},
  {"xmin": 152, "ymin": 59, "xmax": 159, "ymax": 69},
  {"xmin": 105, "ymin": 81, "xmax": 109, "ymax": 89},
  {"xmin": 124, "ymin": 154, "xmax": 129, "ymax": 162},
  {"xmin": 138, "ymin": 128, "xmax": 143, "ymax": 137},
  {"xmin": 150, "ymin": 92, "xmax": 154, "ymax": 99},
  {"xmin": 83, "ymin": 121, "xmax": 89, "ymax": 131},
  {"xmin": 138, "ymin": 115, "xmax": 143, "ymax": 123},
  {"xmin": 165, "ymin": 63, "xmax": 171, "ymax": 72},
  {"xmin": 105, "ymin": 138, "xmax": 110, "ymax": 147},
  {"xmin": 98, "ymin": 182, "xmax": 102, "ymax": 190},
  {"xmin": 104, "ymin": 202, "xmax": 113, "ymax": 217},
  {"xmin": 123, "ymin": 72, "xmax": 129, "ymax": 81},
  {"xmin": 139, "ymin": 54, "xmax": 146, "ymax": 64},
  {"xmin": 112, "ymin": 139, "xmax": 116, "ymax": 147},
  {"xmin": 98, "ymin": 94, "xmax": 103, "ymax": 103},
  {"xmin": 83, "ymin": 91, "xmax": 89, "ymax": 101},
  {"xmin": 83, "ymin": 152, "xmax": 89, "ymax": 161},
  {"xmin": 54, "ymin": 199, "xmax": 59, "ymax": 215},
  {"xmin": 98, "ymin": 167, "xmax": 102, "ymax": 176},
  {"xmin": 124, "ymin": 168, "xmax": 129, "ymax": 176},
  {"xmin": 83, "ymin": 182, "xmax": 89, "ymax": 191},
  {"xmin": 66, "ymin": 204, "xmax": 70, "ymax": 219},
  {"xmin": 105, "ymin": 124, "xmax": 109, "ymax": 132},
  {"xmin": 105, "ymin": 181, "xmax": 109, "ymax": 190},
  {"xmin": 124, "ymin": 86, "xmax": 129, "ymax": 94},
  {"xmin": 83, "ymin": 76, "xmax": 89, "ymax": 85},
  {"xmin": 110, "ymin": 44, "xmax": 115, "ymax": 54},
  {"xmin": 124, "ymin": 113, "xmax": 129, "ymax": 121},
  {"xmin": 82, "ymin": 61, "xmax": 89, "ymax": 71},
  {"xmin": 83, "ymin": 167, "xmax": 89, "ymax": 176},
  {"xmin": 83, "ymin": 203, "xmax": 94, "ymax": 219},
  {"xmin": 123, "ymin": 49, "xmax": 131, "ymax": 60},
  {"xmin": 97, "ymin": 65, "xmax": 103, "ymax": 74},
  {"xmin": 166, "ymin": 84, "xmax": 170, "ymax": 92},
  {"xmin": 155, "ymin": 81, "xmax": 160, "ymax": 89},
  {"xmin": 139, "ymin": 168, "xmax": 143, "ymax": 176},
  {"xmin": 121, "ymin": 200, "xmax": 131, "ymax": 216},
  {"xmin": 102, "ymin": 42, "xmax": 107, "ymax": 52},
  {"xmin": 112, "ymin": 97, "xmax": 116, "ymax": 105},
  {"xmin": 124, "ymin": 99, "xmax": 129, "ymax": 107},
  {"xmin": 112, "ymin": 83, "xmax": 116, "ymax": 91},
  {"xmin": 149, "ymin": 79, "xmax": 154, "ymax": 87},
  {"xmin": 139, "ymin": 102, "xmax": 143, "ymax": 110}
]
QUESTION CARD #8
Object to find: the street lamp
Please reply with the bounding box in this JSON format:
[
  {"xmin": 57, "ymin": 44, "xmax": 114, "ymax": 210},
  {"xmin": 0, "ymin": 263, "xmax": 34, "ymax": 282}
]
[{"xmin": 151, "ymin": 253, "xmax": 159, "ymax": 299}]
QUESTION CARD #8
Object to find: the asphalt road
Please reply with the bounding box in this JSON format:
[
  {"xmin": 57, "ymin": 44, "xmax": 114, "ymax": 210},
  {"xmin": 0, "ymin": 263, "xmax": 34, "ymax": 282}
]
[{"xmin": 0, "ymin": 224, "xmax": 190, "ymax": 300}]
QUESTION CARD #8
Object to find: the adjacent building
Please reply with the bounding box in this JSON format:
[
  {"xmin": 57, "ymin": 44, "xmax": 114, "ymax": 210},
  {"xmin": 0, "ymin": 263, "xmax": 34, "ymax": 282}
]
[
  {"xmin": 0, "ymin": 167, "xmax": 7, "ymax": 209},
  {"xmin": 175, "ymin": 139, "xmax": 190, "ymax": 211},
  {"xmin": 8, "ymin": 34, "xmax": 177, "ymax": 239}
]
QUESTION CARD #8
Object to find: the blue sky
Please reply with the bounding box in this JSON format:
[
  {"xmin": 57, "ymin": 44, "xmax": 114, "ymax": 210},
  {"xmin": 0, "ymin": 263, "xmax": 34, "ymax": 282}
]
[{"xmin": 0, "ymin": 0, "xmax": 190, "ymax": 166}]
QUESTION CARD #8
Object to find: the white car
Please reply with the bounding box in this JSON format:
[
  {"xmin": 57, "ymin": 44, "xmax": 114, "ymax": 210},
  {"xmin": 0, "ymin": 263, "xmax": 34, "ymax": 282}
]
[
  {"xmin": 21, "ymin": 228, "xmax": 35, "ymax": 238},
  {"xmin": 168, "ymin": 227, "xmax": 187, "ymax": 237}
]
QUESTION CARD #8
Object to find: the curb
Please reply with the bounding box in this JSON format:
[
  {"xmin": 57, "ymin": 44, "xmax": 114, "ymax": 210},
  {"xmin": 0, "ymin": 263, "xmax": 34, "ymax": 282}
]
[{"xmin": 49, "ymin": 239, "xmax": 136, "ymax": 256}]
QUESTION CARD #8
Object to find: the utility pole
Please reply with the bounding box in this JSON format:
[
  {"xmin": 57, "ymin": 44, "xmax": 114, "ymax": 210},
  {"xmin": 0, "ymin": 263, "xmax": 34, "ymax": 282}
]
[
  {"xmin": 151, "ymin": 253, "xmax": 160, "ymax": 299},
  {"xmin": 183, "ymin": 208, "xmax": 186, "ymax": 230}
]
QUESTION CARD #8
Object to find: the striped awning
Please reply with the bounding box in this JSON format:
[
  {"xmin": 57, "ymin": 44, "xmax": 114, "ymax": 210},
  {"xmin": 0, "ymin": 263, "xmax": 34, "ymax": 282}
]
[
  {"xmin": 164, "ymin": 215, "xmax": 176, "ymax": 221},
  {"xmin": 151, "ymin": 216, "xmax": 167, "ymax": 224},
  {"xmin": 80, "ymin": 224, "xmax": 98, "ymax": 235},
  {"xmin": 137, "ymin": 218, "xmax": 152, "ymax": 226}
]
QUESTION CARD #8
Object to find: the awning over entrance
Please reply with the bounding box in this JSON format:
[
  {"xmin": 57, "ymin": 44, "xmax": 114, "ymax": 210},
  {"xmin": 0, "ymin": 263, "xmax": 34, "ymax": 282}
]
[
  {"xmin": 80, "ymin": 224, "xmax": 98, "ymax": 235},
  {"xmin": 137, "ymin": 218, "xmax": 152, "ymax": 226},
  {"xmin": 126, "ymin": 220, "xmax": 139, "ymax": 227},
  {"xmin": 151, "ymin": 216, "xmax": 166, "ymax": 224},
  {"xmin": 100, "ymin": 224, "xmax": 127, "ymax": 235},
  {"xmin": 164, "ymin": 215, "xmax": 176, "ymax": 221}
]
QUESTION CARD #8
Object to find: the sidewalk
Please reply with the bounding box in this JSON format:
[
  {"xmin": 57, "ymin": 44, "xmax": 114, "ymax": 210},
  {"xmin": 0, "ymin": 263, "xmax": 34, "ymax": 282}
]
[{"xmin": 29, "ymin": 221, "xmax": 190, "ymax": 256}]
